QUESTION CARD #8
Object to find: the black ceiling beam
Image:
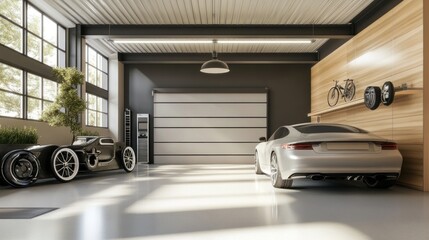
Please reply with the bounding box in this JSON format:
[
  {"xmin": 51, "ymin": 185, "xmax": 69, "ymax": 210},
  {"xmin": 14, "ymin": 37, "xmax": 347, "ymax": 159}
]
[
  {"xmin": 118, "ymin": 52, "xmax": 319, "ymax": 64},
  {"xmin": 318, "ymin": 0, "xmax": 403, "ymax": 60},
  {"xmin": 81, "ymin": 24, "xmax": 354, "ymax": 39}
]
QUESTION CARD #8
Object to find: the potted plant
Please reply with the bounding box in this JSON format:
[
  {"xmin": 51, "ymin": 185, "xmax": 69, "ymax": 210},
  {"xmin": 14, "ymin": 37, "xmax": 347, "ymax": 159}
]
[
  {"xmin": 0, "ymin": 126, "xmax": 38, "ymax": 157},
  {"xmin": 41, "ymin": 67, "xmax": 86, "ymax": 143}
]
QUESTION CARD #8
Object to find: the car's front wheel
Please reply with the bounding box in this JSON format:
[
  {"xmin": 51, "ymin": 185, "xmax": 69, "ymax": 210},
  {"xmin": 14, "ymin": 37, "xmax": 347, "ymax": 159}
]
[
  {"xmin": 51, "ymin": 148, "xmax": 79, "ymax": 182},
  {"xmin": 1, "ymin": 150, "xmax": 40, "ymax": 187},
  {"xmin": 270, "ymin": 152, "xmax": 292, "ymax": 189},
  {"xmin": 255, "ymin": 151, "xmax": 262, "ymax": 175},
  {"xmin": 122, "ymin": 147, "xmax": 136, "ymax": 172}
]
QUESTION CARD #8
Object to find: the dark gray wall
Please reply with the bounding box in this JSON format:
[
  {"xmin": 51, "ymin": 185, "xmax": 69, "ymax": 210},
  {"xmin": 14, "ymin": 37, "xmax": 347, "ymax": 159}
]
[{"xmin": 124, "ymin": 63, "xmax": 311, "ymax": 163}]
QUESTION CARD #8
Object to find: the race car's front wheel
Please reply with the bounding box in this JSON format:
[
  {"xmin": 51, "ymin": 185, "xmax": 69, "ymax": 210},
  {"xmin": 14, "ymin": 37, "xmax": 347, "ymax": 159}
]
[
  {"xmin": 51, "ymin": 148, "xmax": 79, "ymax": 182},
  {"xmin": 1, "ymin": 150, "xmax": 40, "ymax": 187},
  {"xmin": 122, "ymin": 146, "xmax": 136, "ymax": 172}
]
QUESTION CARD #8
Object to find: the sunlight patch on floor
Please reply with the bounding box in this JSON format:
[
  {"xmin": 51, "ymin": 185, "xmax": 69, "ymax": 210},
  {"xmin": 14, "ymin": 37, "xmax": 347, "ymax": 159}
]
[{"xmin": 113, "ymin": 222, "xmax": 370, "ymax": 240}]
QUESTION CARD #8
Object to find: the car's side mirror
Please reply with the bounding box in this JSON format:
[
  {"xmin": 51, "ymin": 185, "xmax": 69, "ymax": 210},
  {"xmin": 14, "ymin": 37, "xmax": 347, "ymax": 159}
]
[{"xmin": 259, "ymin": 137, "xmax": 267, "ymax": 142}]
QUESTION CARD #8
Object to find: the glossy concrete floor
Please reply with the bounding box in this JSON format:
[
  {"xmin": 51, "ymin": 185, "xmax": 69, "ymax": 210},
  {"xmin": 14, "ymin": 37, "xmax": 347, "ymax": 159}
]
[{"xmin": 1, "ymin": 164, "xmax": 429, "ymax": 240}]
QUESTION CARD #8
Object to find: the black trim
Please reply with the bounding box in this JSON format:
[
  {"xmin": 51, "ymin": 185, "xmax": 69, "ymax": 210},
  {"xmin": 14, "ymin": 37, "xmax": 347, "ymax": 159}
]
[
  {"xmin": 154, "ymin": 154, "xmax": 254, "ymax": 156},
  {"xmin": 153, "ymin": 87, "xmax": 268, "ymax": 94},
  {"xmin": 153, "ymin": 102, "xmax": 267, "ymax": 104},
  {"xmin": 82, "ymin": 24, "xmax": 354, "ymax": 39},
  {"xmin": 318, "ymin": 0, "xmax": 403, "ymax": 60},
  {"xmin": 154, "ymin": 116, "xmax": 267, "ymax": 119},
  {"xmin": 154, "ymin": 127, "xmax": 266, "ymax": 129},
  {"xmin": 0, "ymin": 44, "xmax": 55, "ymax": 80},
  {"xmin": 351, "ymin": 0, "xmax": 404, "ymax": 33},
  {"xmin": 154, "ymin": 142, "xmax": 259, "ymax": 143},
  {"xmin": 86, "ymin": 82, "xmax": 108, "ymax": 99},
  {"xmin": 119, "ymin": 52, "xmax": 318, "ymax": 64}
]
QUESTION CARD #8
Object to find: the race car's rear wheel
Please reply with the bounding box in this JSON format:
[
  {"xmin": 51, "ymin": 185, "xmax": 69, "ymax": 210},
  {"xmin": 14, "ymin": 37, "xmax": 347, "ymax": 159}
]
[
  {"xmin": 51, "ymin": 148, "xmax": 79, "ymax": 182},
  {"xmin": 1, "ymin": 151, "xmax": 39, "ymax": 187},
  {"xmin": 122, "ymin": 146, "xmax": 136, "ymax": 172}
]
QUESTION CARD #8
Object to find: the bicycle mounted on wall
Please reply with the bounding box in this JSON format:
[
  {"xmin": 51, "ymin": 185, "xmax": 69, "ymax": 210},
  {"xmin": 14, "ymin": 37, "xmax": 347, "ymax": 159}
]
[{"xmin": 327, "ymin": 79, "xmax": 356, "ymax": 107}]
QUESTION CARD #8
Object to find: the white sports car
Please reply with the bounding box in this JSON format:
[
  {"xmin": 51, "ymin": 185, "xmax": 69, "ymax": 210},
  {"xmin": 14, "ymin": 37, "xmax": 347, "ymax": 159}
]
[{"xmin": 255, "ymin": 123, "xmax": 403, "ymax": 189}]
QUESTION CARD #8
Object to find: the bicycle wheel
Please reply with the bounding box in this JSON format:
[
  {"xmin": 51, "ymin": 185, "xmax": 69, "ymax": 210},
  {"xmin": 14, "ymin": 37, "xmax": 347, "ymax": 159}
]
[
  {"xmin": 344, "ymin": 81, "xmax": 356, "ymax": 102},
  {"xmin": 327, "ymin": 87, "xmax": 340, "ymax": 107}
]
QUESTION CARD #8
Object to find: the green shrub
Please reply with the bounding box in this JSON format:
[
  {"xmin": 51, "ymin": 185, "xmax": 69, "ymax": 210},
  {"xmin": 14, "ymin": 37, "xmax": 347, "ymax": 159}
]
[
  {"xmin": 78, "ymin": 129, "xmax": 100, "ymax": 136},
  {"xmin": 0, "ymin": 127, "xmax": 38, "ymax": 144}
]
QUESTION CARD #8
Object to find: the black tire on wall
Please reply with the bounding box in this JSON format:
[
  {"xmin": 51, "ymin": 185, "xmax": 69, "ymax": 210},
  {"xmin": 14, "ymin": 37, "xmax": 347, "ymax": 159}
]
[
  {"xmin": 381, "ymin": 81, "xmax": 395, "ymax": 106},
  {"xmin": 364, "ymin": 86, "xmax": 381, "ymax": 110},
  {"xmin": 0, "ymin": 150, "xmax": 40, "ymax": 188}
]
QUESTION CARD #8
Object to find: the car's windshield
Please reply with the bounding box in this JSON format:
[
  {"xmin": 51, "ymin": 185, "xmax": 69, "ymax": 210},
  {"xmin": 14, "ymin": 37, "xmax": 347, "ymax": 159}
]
[{"xmin": 294, "ymin": 124, "xmax": 367, "ymax": 134}]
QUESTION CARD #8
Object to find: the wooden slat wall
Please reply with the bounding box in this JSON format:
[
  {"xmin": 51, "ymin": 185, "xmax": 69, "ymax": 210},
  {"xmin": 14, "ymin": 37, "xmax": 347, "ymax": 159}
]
[
  {"xmin": 311, "ymin": 0, "xmax": 424, "ymax": 190},
  {"xmin": 423, "ymin": 0, "xmax": 429, "ymax": 192}
]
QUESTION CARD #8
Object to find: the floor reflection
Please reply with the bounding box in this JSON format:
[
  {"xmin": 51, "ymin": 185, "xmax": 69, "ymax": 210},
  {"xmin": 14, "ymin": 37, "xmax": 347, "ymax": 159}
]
[{"xmin": 0, "ymin": 164, "xmax": 428, "ymax": 240}]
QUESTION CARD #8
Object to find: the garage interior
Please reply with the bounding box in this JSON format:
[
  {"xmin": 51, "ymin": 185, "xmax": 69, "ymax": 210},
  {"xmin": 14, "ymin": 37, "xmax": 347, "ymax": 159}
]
[{"xmin": 1, "ymin": 0, "xmax": 429, "ymax": 239}]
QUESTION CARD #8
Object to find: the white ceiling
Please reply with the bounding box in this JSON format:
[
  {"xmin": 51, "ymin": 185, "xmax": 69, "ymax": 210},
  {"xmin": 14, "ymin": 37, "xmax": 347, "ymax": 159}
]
[
  {"xmin": 42, "ymin": 0, "xmax": 374, "ymax": 54},
  {"xmin": 43, "ymin": 0, "xmax": 373, "ymax": 25}
]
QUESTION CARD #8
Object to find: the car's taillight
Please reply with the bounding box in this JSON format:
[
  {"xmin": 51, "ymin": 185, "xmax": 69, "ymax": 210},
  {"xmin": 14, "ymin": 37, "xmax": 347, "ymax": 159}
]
[
  {"xmin": 281, "ymin": 143, "xmax": 314, "ymax": 150},
  {"xmin": 377, "ymin": 142, "xmax": 397, "ymax": 150}
]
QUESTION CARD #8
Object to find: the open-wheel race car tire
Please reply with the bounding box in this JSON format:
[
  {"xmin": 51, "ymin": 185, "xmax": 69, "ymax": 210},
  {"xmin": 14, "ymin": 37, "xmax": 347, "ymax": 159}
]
[
  {"xmin": 1, "ymin": 150, "xmax": 40, "ymax": 188},
  {"xmin": 364, "ymin": 86, "xmax": 381, "ymax": 110},
  {"xmin": 51, "ymin": 148, "xmax": 80, "ymax": 182},
  {"xmin": 122, "ymin": 146, "xmax": 136, "ymax": 172},
  {"xmin": 381, "ymin": 81, "xmax": 395, "ymax": 106}
]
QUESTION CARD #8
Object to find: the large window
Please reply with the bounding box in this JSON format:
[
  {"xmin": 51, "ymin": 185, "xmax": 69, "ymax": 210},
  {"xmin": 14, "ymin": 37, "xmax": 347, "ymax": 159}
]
[
  {"xmin": 85, "ymin": 45, "xmax": 108, "ymax": 128},
  {"xmin": 0, "ymin": 62, "xmax": 58, "ymax": 119},
  {"xmin": 86, "ymin": 45, "xmax": 108, "ymax": 90},
  {"xmin": 0, "ymin": 63, "xmax": 23, "ymax": 118},
  {"xmin": 27, "ymin": 73, "xmax": 58, "ymax": 120},
  {"xmin": 0, "ymin": 0, "xmax": 66, "ymax": 67},
  {"xmin": 86, "ymin": 93, "xmax": 108, "ymax": 128}
]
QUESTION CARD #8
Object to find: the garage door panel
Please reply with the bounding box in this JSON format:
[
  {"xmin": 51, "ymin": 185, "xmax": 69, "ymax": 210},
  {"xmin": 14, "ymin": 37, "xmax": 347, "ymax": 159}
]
[
  {"xmin": 153, "ymin": 90, "xmax": 267, "ymax": 164},
  {"xmin": 154, "ymin": 128, "xmax": 265, "ymax": 142},
  {"xmin": 155, "ymin": 143, "xmax": 257, "ymax": 155},
  {"xmin": 155, "ymin": 156, "xmax": 254, "ymax": 164},
  {"xmin": 154, "ymin": 93, "xmax": 266, "ymax": 103},
  {"xmin": 154, "ymin": 118, "xmax": 267, "ymax": 128},
  {"xmin": 154, "ymin": 103, "xmax": 266, "ymax": 117}
]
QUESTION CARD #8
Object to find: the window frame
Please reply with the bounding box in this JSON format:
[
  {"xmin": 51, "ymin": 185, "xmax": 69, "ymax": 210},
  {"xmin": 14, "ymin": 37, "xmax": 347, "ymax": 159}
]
[
  {"xmin": 0, "ymin": 0, "xmax": 25, "ymax": 53},
  {"xmin": 25, "ymin": 2, "xmax": 67, "ymax": 67},
  {"xmin": 26, "ymin": 73, "xmax": 59, "ymax": 120},
  {"xmin": 86, "ymin": 93, "xmax": 108, "ymax": 128},
  {"xmin": 85, "ymin": 44, "xmax": 109, "ymax": 129},
  {"xmin": 0, "ymin": 1, "xmax": 66, "ymax": 67}
]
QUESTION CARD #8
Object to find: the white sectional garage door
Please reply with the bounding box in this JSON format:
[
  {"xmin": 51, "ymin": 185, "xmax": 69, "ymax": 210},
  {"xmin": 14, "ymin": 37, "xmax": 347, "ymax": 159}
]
[{"xmin": 153, "ymin": 89, "xmax": 267, "ymax": 164}]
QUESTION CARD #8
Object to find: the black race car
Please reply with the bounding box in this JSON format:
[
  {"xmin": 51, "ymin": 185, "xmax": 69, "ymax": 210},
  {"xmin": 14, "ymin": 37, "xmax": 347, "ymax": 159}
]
[{"xmin": 0, "ymin": 136, "xmax": 136, "ymax": 188}]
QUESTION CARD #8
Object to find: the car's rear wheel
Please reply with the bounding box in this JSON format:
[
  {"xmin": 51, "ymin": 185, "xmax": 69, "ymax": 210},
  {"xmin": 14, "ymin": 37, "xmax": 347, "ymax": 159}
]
[
  {"xmin": 1, "ymin": 151, "xmax": 39, "ymax": 187},
  {"xmin": 363, "ymin": 176, "xmax": 396, "ymax": 189},
  {"xmin": 270, "ymin": 152, "xmax": 292, "ymax": 189},
  {"xmin": 51, "ymin": 148, "xmax": 79, "ymax": 182},
  {"xmin": 122, "ymin": 146, "xmax": 136, "ymax": 172},
  {"xmin": 255, "ymin": 151, "xmax": 262, "ymax": 175}
]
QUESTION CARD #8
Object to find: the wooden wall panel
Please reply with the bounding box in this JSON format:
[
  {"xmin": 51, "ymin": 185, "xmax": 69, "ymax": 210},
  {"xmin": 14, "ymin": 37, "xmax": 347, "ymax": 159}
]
[
  {"xmin": 311, "ymin": 0, "xmax": 424, "ymax": 190},
  {"xmin": 424, "ymin": 0, "xmax": 429, "ymax": 192}
]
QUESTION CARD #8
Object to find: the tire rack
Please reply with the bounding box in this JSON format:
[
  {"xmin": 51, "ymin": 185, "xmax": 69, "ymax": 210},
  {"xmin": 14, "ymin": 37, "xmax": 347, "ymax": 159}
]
[{"xmin": 124, "ymin": 108, "xmax": 132, "ymax": 146}]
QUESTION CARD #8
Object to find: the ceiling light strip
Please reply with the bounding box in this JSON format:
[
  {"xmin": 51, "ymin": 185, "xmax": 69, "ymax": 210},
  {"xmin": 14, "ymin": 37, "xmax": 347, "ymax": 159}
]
[{"xmin": 112, "ymin": 39, "xmax": 315, "ymax": 44}]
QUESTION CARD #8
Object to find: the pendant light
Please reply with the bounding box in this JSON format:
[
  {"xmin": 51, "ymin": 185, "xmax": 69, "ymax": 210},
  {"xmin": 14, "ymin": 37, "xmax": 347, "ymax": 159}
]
[{"xmin": 200, "ymin": 51, "xmax": 229, "ymax": 74}]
